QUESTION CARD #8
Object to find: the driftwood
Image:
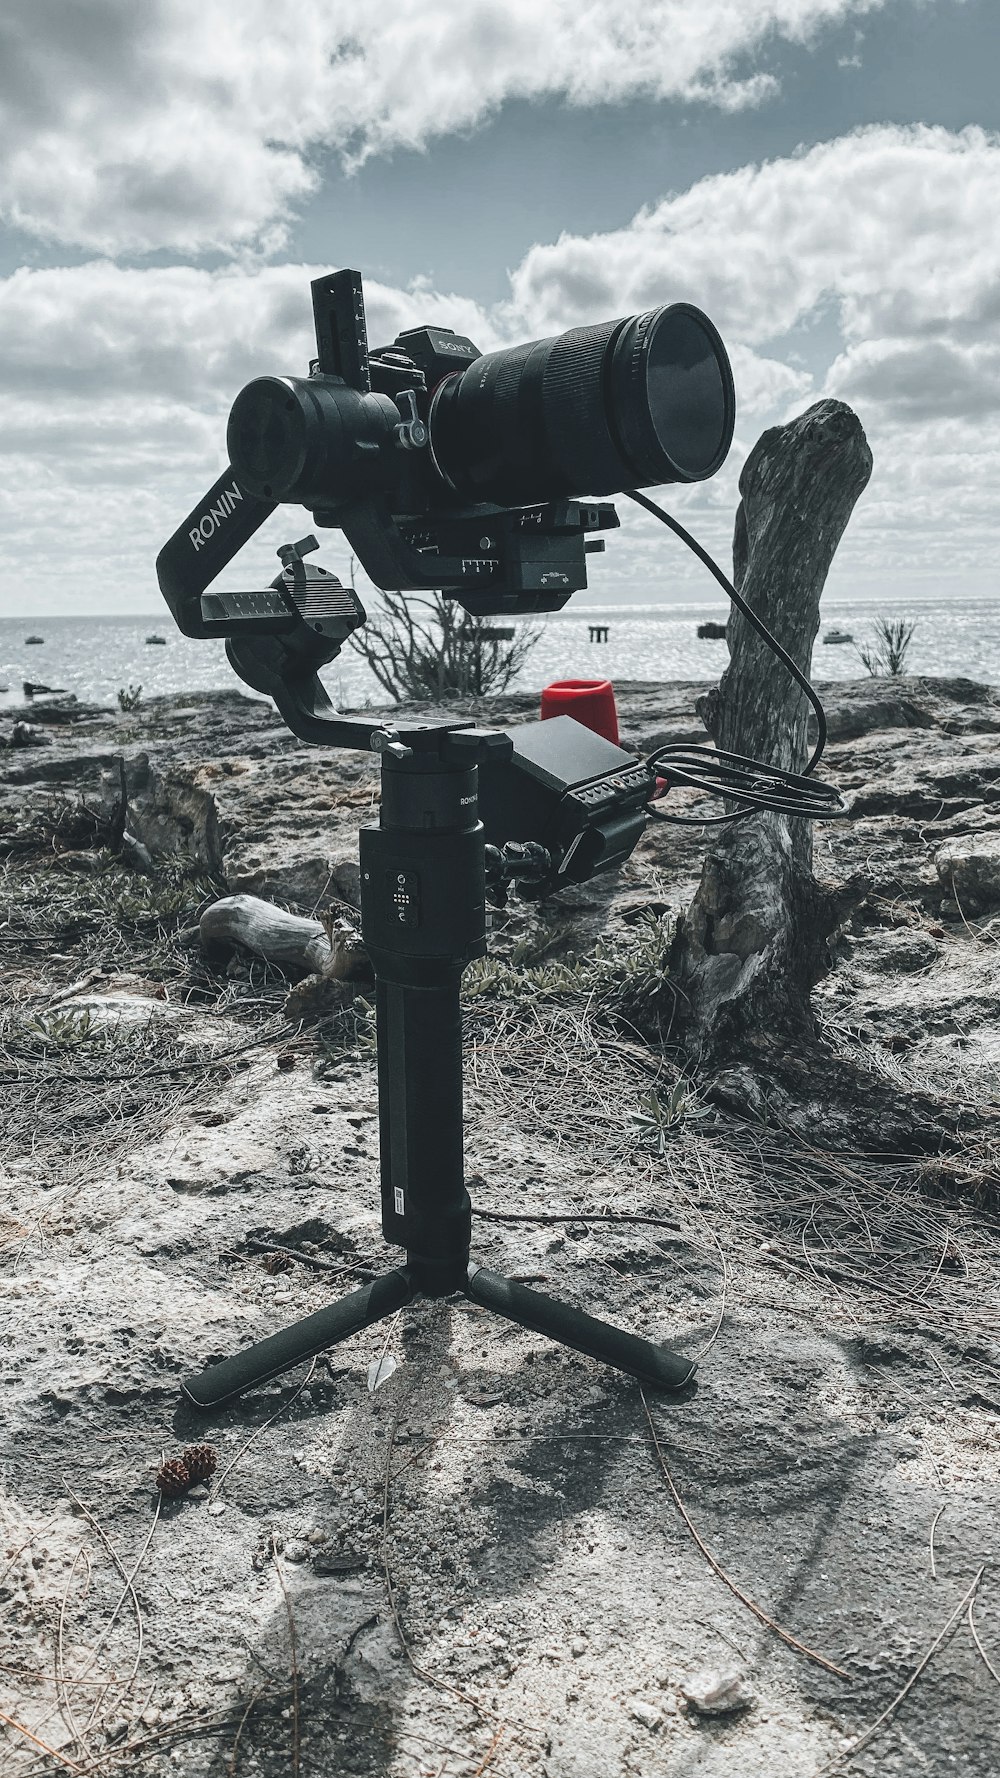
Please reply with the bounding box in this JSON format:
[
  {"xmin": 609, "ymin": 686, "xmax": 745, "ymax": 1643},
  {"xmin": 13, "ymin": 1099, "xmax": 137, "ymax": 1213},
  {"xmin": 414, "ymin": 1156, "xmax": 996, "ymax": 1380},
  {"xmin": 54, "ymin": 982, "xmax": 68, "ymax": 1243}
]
[
  {"xmin": 670, "ymin": 400, "xmax": 988, "ymax": 1148},
  {"xmin": 673, "ymin": 400, "xmax": 872, "ymax": 1044},
  {"xmin": 667, "ymin": 401, "xmax": 952, "ymax": 1144},
  {"xmin": 200, "ymin": 894, "xmax": 372, "ymax": 1019}
]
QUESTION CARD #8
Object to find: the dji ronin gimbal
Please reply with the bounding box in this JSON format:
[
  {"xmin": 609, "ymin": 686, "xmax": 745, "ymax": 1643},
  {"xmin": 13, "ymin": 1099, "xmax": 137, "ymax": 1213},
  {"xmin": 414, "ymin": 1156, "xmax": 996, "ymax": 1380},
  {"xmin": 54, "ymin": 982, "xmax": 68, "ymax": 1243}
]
[{"xmin": 156, "ymin": 268, "xmax": 740, "ymax": 1406}]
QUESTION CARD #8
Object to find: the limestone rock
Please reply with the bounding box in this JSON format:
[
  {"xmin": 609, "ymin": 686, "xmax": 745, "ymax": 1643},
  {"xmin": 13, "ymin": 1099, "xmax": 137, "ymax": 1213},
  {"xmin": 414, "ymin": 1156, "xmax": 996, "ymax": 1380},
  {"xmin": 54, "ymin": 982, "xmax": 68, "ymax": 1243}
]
[
  {"xmin": 9, "ymin": 721, "xmax": 51, "ymax": 749},
  {"xmin": 935, "ymin": 835, "xmax": 1000, "ymax": 911},
  {"xmin": 680, "ymin": 1667, "xmax": 754, "ymax": 1717}
]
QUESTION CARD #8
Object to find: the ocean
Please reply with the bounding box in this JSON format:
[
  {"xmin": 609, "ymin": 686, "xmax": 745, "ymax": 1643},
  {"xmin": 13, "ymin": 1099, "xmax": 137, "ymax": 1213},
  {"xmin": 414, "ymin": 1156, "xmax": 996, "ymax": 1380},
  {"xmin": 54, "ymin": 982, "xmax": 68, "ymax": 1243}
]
[{"xmin": 2, "ymin": 594, "xmax": 999, "ymax": 715}]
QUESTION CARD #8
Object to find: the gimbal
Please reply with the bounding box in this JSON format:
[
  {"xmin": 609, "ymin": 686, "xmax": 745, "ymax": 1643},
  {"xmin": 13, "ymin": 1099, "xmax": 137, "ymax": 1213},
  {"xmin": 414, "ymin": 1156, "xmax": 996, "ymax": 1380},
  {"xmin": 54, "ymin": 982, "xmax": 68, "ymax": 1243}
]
[{"xmin": 155, "ymin": 268, "xmax": 742, "ymax": 1405}]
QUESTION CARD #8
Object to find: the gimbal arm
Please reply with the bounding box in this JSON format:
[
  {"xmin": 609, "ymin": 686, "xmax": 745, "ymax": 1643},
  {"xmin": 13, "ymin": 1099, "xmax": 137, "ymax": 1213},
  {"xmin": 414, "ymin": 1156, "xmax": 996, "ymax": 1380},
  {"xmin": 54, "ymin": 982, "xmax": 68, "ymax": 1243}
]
[
  {"xmin": 156, "ymin": 466, "xmax": 277, "ymax": 640},
  {"xmin": 155, "ymin": 471, "xmax": 461, "ymax": 751}
]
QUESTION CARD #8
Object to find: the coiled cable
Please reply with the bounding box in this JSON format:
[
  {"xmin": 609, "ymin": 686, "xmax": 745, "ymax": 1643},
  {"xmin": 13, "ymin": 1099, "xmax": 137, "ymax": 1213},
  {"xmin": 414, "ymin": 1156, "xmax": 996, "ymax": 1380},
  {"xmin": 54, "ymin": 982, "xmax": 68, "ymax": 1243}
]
[{"xmin": 624, "ymin": 489, "xmax": 843, "ymax": 826}]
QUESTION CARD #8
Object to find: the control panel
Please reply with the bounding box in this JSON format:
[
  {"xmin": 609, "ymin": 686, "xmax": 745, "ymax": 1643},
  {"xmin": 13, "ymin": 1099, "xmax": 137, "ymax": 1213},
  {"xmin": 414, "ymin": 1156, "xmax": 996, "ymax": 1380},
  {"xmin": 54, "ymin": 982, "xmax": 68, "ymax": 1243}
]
[{"xmin": 389, "ymin": 869, "xmax": 420, "ymax": 928}]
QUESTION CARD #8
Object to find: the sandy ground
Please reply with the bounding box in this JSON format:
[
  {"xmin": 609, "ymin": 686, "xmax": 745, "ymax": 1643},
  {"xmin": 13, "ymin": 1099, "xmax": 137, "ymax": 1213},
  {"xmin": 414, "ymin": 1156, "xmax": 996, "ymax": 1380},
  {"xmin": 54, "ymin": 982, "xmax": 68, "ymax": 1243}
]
[{"xmin": 3, "ymin": 677, "xmax": 1000, "ymax": 1777}]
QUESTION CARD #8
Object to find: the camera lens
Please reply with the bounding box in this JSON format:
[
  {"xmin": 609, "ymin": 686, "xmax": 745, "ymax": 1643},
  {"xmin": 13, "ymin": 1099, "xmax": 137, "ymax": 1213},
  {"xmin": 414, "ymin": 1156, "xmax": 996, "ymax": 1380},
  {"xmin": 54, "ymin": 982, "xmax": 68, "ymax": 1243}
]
[
  {"xmin": 428, "ymin": 303, "xmax": 734, "ymax": 507},
  {"xmin": 227, "ymin": 376, "xmax": 398, "ymax": 507}
]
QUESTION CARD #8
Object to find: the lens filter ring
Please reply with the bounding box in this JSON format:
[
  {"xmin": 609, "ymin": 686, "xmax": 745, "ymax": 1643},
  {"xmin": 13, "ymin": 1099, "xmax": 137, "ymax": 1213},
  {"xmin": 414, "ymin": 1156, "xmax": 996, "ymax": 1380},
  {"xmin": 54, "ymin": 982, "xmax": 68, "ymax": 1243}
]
[{"xmin": 608, "ymin": 305, "xmax": 735, "ymax": 485}]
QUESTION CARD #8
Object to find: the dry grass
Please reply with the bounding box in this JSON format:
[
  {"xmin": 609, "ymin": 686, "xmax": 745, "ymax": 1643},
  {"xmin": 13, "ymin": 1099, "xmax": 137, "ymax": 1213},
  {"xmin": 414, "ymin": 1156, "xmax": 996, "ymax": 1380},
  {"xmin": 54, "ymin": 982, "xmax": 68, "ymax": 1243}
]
[
  {"xmin": 0, "ymin": 831, "xmax": 291, "ymax": 1180},
  {"xmin": 464, "ymin": 954, "xmax": 1000, "ymax": 1345}
]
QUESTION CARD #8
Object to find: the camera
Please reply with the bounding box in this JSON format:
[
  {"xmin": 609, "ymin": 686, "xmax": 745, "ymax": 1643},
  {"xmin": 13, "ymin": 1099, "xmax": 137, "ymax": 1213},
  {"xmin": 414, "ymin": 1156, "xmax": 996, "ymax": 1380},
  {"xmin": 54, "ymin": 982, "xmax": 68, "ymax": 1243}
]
[
  {"xmin": 223, "ymin": 270, "xmax": 735, "ymax": 620},
  {"xmin": 155, "ymin": 268, "xmax": 737, "ymax": 895},
  {"xmin": 159, "ymin": 269, "xmax": 734, "ymax": 654}
]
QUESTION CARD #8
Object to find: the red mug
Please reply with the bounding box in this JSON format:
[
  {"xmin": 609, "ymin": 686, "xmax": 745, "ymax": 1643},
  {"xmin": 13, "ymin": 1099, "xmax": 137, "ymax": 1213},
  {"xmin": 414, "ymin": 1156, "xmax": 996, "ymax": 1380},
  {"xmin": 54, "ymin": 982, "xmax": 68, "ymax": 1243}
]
[{"xmin": 540, "ymin": 678, "xmax": 620, "ymax": 744}]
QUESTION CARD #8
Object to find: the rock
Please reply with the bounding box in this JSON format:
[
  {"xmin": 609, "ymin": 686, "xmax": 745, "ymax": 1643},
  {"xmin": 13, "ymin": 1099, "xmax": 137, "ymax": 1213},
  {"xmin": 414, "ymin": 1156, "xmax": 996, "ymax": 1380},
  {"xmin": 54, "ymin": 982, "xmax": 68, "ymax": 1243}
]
[
  {"xmin": 9, "ymin": 721, "xmax": 51, "ymax": 749},
  {"xmin": 852, "ymin": 929, "xmax": 939, "ymax": 973},
  {"xmin": 935, "ymin": 835, "xmax": 1000, "ymax": 911},
  {"xmin": 101, "ymin": 752, "xmax": 223, "ymax": 869},
  {"xmin": 818, "ymin": 691, "xmax": 936, "ymax": 743},
  {"xmin": 314, "ymin": 1549, "xmax": 367, "ymax": 1575},
  {"xmin": 227, "ymin": 846, "xmax": 362, "ymax": 914},
  {"xmin": 628, "ymin": 1698, "xmax": 662, "ymax": 1729},
  {"xmin": 680, "ymin": 1667, "xmax": 754, "ymax": 1716},
  {"xmin": 95, "ymin": 741, "xmax": 370, "ymax": 914},
  {"xmin": 284, "ymin": 974, "xmax": 359, "ymax": 1022}
]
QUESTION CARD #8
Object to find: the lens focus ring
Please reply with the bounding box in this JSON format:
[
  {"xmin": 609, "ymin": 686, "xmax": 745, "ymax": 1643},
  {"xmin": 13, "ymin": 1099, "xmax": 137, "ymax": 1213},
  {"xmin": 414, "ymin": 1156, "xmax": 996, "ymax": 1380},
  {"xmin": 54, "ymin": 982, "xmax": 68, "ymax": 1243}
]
[
  {"xmin": 428, "ymin": 302, "xmax": 734, "ymax": 506},
  {"xmin": 540, "ymin": 320, "xmax": 629, "ymax": 496}
]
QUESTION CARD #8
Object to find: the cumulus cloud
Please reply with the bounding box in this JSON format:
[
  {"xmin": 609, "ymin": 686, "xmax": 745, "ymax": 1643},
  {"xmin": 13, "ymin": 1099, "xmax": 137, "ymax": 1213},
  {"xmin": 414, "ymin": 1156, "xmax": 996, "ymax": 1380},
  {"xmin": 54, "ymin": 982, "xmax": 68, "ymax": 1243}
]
[
  {"xmin": 2, "ymin": 122, "xmax": 999, "ymax": 610},
  {"xmin": 502, "ymin": 123, "xmax": 1000, "ymax": 356},
  {"xmin": 1, "ymin": 0, "xmax": 897, "ymax": 254},
  {"xmin": 0, "ymin": 262, "xmax": 497, "ymax": 405},
  {"xmin": 492, "ymin": 122, "xmax": 1000, "ymax": 590}
]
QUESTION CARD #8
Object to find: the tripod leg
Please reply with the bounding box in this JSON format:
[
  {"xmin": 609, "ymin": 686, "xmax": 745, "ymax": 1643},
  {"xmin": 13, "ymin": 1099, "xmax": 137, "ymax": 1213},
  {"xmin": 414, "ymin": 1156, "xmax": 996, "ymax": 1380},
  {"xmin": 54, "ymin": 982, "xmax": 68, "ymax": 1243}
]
[
  {"xmin": 181, "ymin": 1268, "xmax": 417, "ymax": 1408},
  {"xmin": 465, "ymin": 1265, "xmax": 695, "ymax": 1391}
]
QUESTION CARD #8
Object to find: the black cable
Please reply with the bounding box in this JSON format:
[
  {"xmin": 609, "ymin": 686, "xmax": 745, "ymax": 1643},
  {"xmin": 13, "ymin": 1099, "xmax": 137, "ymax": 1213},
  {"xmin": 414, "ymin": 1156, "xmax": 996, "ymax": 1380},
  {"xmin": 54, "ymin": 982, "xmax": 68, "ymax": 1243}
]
[
  {"xmin": 624, "ymin": 489, "xmax": 841, "ymax": 826},
  {"xmin": 624, "ymin": 489, "xmax": 827, "ymax": 774}
]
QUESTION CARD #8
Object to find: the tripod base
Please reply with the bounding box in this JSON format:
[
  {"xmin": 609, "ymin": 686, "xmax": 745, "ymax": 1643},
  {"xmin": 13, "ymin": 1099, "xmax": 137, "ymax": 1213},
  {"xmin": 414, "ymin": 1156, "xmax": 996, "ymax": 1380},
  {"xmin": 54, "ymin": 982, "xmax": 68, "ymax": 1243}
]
[{"xmin": 181, "ymin": 1260, "xmax": 695, "ymax": 1408}]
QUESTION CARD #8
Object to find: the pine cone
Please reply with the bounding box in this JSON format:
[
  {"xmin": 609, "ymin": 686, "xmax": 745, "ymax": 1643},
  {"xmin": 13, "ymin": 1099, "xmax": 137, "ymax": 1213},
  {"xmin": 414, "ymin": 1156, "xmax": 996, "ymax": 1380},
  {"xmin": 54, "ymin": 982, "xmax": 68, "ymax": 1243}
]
[
  {"xmin": 182, "ymin": 1443, "xmax": 217, "ymax": 1484},
  {"xmin": 156, "ymin": 1458, "xmax": 191, "ymax": 1498}
]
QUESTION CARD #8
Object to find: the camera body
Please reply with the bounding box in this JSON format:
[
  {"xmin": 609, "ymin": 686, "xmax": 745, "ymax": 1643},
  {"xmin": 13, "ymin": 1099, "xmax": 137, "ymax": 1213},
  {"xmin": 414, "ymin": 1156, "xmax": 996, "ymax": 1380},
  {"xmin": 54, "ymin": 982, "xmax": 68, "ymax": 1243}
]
[{"xmin": 223, "ymin": 270, "xmax": 623, "ymax": 621}]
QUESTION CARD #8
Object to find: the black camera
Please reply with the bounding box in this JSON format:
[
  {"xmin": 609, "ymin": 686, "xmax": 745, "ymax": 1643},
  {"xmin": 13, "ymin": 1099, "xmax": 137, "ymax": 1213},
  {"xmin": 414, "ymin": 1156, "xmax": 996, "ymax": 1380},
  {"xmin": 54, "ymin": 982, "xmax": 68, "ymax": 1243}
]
[
  {"xmin": 224, "ymin": 270, "xmax": 735, "ymax": 619},
  {"xmin": 155, "ymin": 267, "xmax": 736, "ymax": 894},
  {"xmin": 158, "ymin": 268, "xmax": 734, "ymax": 648}
]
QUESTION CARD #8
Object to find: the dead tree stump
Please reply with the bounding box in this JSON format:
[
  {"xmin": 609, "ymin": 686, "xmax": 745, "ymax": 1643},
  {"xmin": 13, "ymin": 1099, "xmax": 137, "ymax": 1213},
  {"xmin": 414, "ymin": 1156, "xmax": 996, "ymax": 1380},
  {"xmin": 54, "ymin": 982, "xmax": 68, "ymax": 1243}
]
[{"xmin": 670, "ymin": 399, "xmax": 873, "ymax": 1123}]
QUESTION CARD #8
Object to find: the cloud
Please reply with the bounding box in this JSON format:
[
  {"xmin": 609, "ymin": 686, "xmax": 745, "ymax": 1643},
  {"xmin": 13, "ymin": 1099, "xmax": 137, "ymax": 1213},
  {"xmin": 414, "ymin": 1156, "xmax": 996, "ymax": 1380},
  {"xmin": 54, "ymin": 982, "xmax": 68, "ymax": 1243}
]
[
  {"xmin": 2, "ymin": 122, "xmax": 999, "ymax": 611},
  {"xmin": 828, "ymin": 339, "xmax": 1000, "ymax": 421},
  {"xmin": 492, "ymin": 122, "xmax": 1000, "ymax": 591},
  {"xmin": 502, "ymin": 124, "xmax": 1000, "ymax": 361},
  {"xmin": 1, "ymin": 0, "xmax": 898, "ymax": 254}
]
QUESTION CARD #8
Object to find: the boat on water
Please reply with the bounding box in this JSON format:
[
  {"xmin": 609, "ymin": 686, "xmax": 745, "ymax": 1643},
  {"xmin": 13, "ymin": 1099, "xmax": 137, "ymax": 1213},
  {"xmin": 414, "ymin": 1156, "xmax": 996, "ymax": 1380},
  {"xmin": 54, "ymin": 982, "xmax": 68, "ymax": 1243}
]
[
  {"xmin": 146, "ymin": 634, "xmax": 167, "ymax": 645},
  {"xmin": 24, "ymin": 635, "xmax": 44, "ymax": 645},
  {"xmin": 823, "ymin": 629, "xmax": 855, "ymax": 645}
]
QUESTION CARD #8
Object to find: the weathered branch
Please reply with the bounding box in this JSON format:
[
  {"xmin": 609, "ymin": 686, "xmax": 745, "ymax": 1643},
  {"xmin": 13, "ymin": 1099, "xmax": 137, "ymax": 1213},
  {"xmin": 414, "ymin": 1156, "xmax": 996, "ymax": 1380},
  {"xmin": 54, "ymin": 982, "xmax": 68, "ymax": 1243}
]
[
  {"xmin": 672, "ymin": 400, "xmax": 873, "ymax": 1062},
  {"xmin": 200, "ymin": 894, "xmax": 370, "ymax": 981}
]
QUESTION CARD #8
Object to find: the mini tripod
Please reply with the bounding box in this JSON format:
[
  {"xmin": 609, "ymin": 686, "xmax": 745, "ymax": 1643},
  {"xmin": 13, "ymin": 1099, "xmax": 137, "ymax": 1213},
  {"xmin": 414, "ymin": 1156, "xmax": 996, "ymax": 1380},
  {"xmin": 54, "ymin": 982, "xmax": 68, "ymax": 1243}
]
[{"xmin": 182, "ymin": 728, "xmax": 695, "ymax": 1407}]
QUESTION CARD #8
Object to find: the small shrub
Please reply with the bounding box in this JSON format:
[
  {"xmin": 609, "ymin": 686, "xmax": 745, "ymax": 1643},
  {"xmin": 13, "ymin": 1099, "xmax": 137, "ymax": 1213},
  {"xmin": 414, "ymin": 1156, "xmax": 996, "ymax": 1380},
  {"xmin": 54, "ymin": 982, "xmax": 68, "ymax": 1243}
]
[
  {"xmin": 118, "ymin": 683, "xmax": 143, "ymax": 712},
  {"xmin": 857, "ymin": 617, "xmax": 915, "ymax": 678},
  {"xmin": 630, "ymin": 1081, "xmax": 708, "ymax": 1153},
  {"xmin": 347, "ymin": 587, "xmax": 539, "ymax": 702}
]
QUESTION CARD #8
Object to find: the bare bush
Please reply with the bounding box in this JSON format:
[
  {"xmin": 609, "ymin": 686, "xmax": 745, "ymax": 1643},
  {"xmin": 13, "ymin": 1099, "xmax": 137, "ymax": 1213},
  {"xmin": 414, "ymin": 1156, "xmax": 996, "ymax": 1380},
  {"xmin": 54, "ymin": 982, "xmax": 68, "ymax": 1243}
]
[{"xmin": 347, "ymin": 586, "xmax": 539, "ymax": 702}]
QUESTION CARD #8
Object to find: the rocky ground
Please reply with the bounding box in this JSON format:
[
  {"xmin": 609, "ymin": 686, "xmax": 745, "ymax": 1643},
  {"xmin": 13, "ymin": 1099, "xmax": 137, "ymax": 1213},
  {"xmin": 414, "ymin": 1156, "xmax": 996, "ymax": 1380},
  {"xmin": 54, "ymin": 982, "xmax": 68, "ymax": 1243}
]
[{"xmin": 2, "ymin": 675, "xmax": 1000, "ymax": 1778}]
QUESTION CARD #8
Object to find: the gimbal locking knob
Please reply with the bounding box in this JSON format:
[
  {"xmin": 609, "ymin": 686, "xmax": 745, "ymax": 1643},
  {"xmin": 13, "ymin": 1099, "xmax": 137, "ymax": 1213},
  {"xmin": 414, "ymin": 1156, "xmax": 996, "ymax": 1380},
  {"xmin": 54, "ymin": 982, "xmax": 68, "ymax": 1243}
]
[{"xmin": 393, "ymin": 390, "xmax": 428, "ymax": 452}]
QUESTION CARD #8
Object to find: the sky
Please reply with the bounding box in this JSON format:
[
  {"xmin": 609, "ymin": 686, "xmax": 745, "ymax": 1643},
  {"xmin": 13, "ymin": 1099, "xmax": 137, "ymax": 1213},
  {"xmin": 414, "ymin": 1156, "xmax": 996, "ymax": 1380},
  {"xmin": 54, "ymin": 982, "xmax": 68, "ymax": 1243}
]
[{"xmin": 0, "ymin": 0, "xmax": 997, "ymax": 616}]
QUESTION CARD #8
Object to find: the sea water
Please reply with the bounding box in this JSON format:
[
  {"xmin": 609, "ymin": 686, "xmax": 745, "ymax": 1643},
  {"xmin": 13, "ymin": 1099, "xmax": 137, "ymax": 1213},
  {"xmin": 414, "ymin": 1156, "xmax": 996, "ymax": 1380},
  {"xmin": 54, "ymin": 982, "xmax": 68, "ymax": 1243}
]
[{"xmin": 2, "ymin": 595, "xmax": 999, "ymax": 715}]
